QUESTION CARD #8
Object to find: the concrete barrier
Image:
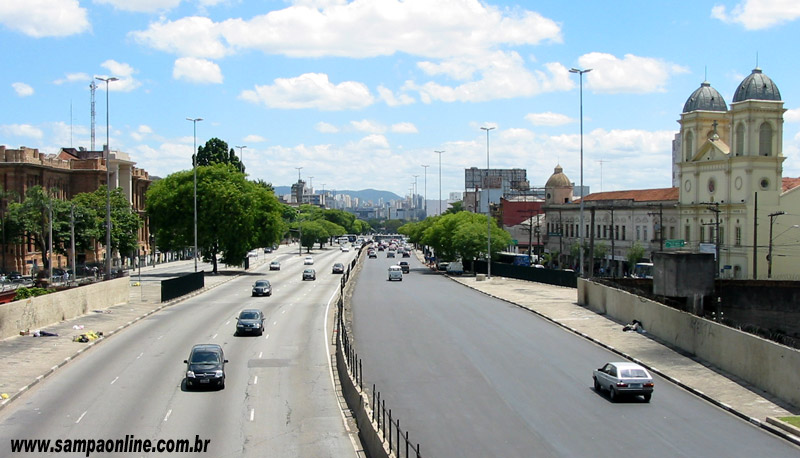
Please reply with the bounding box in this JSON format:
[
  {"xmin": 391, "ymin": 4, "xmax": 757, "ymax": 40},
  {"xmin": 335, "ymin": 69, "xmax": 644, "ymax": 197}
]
[
  {"xmin": 0, "ymin": 278, "xmax": 130, "ymax": 339},
  {"xmin": 579, "ymin": 279, "xmax": 800, "ymax": 408}
]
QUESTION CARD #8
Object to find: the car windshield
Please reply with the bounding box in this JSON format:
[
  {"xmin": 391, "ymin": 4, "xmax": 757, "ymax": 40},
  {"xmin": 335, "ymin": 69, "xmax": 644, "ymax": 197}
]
[
  {"xmin": 254, "ymin": 281, "xmax": 269, "ymax": 287},
  {"xmin": 191, "ymin": 351, "xmax": 220, "ymax": 364},
  {"xmin": 620, "ymin": 368, "xmax": 648, "ymax": 378},
  {"xmin": 239, "ymin": 312, "xmax": 259, "ymax": 320}
]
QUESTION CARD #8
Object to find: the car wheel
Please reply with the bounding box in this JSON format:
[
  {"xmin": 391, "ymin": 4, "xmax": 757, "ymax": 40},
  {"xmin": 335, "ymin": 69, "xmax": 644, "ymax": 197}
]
[
  {"xmin": 609, "ymin": 387, "xmax": 618, "ymax": 402},
  {"xmin": 268, "ymin": 292, "xmax": 272, "ymax": 297},
  {"xmin": 594, "ymin": 378, "xmax": 601, "ymax": 392},
  {"xmin": 219, "ymin": 380, "xmax": 225, "ymax": 390},
  {"xmin": 643, "ymin": 393, "xmax": 652, "ymax": 403}
]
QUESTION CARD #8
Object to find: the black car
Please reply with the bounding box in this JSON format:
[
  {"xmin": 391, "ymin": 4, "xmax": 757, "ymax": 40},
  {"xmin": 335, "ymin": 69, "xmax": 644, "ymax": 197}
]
[
  {"xmin": 8, "ymin": 271, "xmax": 23, "ymax": 282},
  {"xmin": 184, "ymin": 344, "xmax": 227, "ymax": 390},
  {"xmin": 302, "ymin": 268, "xmax": 316, "ymax": 281},
  {"xmin": 398, "ymin": 261, "xmax": 410, "ymax": 273},
  {"xmin": 332, "ymin": 263, "xmax": 345, "ymax": 274},
  {"xmin": 251, "ymin": 279, "xmax": 272, "ymax": 297},
  {"xmin": 236, "ymin": 309, "xmax": 265, "ymax": 335},
  {"xmin": 402, "ymin": 251, "xmax": 411, "ymax": 258}
]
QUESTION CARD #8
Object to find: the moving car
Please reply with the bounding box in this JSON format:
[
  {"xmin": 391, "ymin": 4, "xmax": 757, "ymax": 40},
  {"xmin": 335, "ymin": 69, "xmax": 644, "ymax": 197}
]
[
  {"xmin": 387, "ymin": 251, "xmax": 395, "ymax": 258},
  {"xmin": 269, "ymin": 261, "xmax": 281, "ymax": 271},
  {"xmin": 235, "ymin": 309, "xmax": 265, "ymax": 335},
  {"xmin": 304, "ymin": 256, "xmax": 314, "ymax": 265},
  {"xmin": 593, "ymin": 362, "xmax": 654, "ymax": 402},
  {"xmin": 302, "ymin": 268, "xmax": 316, "ymax": 281},
  {"xmin": 341, "ymin": 245, "xmax": 350, "ymax": 252},
  {"xmin": 332, "ymin": 263, "xmax": 345, "ymax": 274},
  {"xmin": 388, "ymin": 265, "xmax": 403, "ymax": 281},
  {"xmin": 402, "ymin": 251, "xmax": 411, "ymax": 258},
  {"xmin": 184, "ymin": 344, "xmax": 227, "ymax": 390},
  {"xmin": 247, "ymin": 250, "xmax": 259, "ymax": 258},
  {"xmin": 368, "ymin": 250, "xmax": 377, "ymax": 259},
  {"xmin": 251, "ymin": 279, "xmax": 272, "ymax": 297},
  {"xmin": 398, "ymin": 261, "xmax": 410, "ymax": 273}
]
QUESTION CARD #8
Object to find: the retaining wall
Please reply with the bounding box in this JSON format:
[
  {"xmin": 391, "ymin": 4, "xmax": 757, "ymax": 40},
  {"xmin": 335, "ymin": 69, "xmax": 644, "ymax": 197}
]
[
  {"xmin": 579, "ymin": 279, "xmax": 800, "ymax": 408},
  {"xmin": 0, "ymin": 278, "xmax": 130, "ymax": 339}
]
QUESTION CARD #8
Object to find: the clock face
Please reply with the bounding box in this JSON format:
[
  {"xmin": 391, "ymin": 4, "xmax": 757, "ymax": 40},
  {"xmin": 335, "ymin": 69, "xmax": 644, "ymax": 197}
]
[
  {"xmin": 684, "ymin": 180, "xmax": 691, "ymax": 192},
  {"xmin": 708, "ymin": 178, "xmax": 715, "ymax": 193}
]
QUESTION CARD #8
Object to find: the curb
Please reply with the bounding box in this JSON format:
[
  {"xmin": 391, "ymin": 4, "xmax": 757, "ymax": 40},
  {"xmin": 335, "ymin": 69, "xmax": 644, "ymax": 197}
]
[
  {"xmin": 0, "ymin": 270, "xmax": 244, "ymax": 412},
  {"xmin": 454, "ymin": 277, "xmax": 800, "ymax": 448}
]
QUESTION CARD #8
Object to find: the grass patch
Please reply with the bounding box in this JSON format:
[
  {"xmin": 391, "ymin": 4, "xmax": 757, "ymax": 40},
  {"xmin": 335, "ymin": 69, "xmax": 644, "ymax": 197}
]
[{"xmin": 778, "ymin": 416, "xmax": 800, "ymax": 428}]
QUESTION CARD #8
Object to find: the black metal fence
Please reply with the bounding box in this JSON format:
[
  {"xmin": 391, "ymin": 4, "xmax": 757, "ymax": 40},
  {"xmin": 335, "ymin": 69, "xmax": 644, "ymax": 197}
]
[
  {"xmin": 337, "ymin": 242, "xmax": 424, "ymax": 458},
  {"xmin": 470, "ymin": 260, "xmax": 577, "ymax": 288},
  {"xmin": 161, "ymin": 271, "xmax": 204, "ymax": 302}
]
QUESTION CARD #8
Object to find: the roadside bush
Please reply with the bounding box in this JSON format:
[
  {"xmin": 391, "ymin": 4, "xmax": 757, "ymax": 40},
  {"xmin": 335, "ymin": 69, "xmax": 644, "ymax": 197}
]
[{"xmin": 14, "ymin": 287, "xmax": 52, "ymax": 301}]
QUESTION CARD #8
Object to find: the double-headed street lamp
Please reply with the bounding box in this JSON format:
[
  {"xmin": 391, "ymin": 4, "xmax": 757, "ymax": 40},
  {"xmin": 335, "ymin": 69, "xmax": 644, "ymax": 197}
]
[
  {"xmin": 421, "ymin": 164, "xmax": 429, "ymax": 217},
  {"xmin": 481, "ymin": 126, "xmax": 495, "ymax": 279},
  {"xmin": 187, "ymin": 117, "xmax": 203, "ymax": 272},
  {"xmin": 235, "ymin": 145, "xmax": 247, "ymax": 172},
  {"xmin": 434, "ymin": 150, "xmax": 444, "ymax": 215},
  {"xmin": 569, "ymin": 67, "xmax": 591, "ymax": 277},
  {"xmin": 95, "ymin": 76, "xmax": 118, "ymax": 279}
]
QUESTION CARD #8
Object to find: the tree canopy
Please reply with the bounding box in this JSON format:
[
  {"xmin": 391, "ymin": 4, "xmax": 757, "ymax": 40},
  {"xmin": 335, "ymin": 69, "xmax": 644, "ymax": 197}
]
[
  {"xmin": 196, "ymin": 137, "xmax": 244, "ymax": 173},
  {"xmin": 400, "ymin": 212, "xmax": 511, "ymax": 262}
]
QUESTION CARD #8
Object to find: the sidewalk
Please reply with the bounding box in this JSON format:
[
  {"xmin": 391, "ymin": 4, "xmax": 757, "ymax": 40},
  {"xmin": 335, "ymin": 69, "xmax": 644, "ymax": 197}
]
[
  {"xmin": 0, "ymin": 254, "xmax": 270, "ymax": 410},
  {"xmin": 447, "ymin": 273, "xmax": 800, "ymax": 441}
]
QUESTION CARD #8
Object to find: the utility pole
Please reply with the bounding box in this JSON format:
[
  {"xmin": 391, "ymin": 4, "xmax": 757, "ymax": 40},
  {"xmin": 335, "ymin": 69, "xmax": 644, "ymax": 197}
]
[
  {"xmin": 767, "ymin": 211, "xmax": 784, "ymax": 278},
  {"xmin": 753, "ymin": 192, "xmax": 758, "ymax": 279},
  {"xmin": 609, "ymin": 205, "xmax": 615, "ymax": 277},
  {"xmin": 589, "ymin": 207, "xmax": 596, "ymax": 276},
  {"xmin": 701, "ymin": 202, "xmax": 721, "ymax": 277},
  {"xmin": 647, "ymin": 203, "xmax": 665, "ymax": 252}
]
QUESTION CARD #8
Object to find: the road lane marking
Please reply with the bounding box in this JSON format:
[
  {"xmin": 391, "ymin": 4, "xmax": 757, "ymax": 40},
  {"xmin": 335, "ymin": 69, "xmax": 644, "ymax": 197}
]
[
  {"xmin": 212, "ymin": 333, "xmax": 218, "ymax": 339},
  {"xmin": 282, "ymin": 310, "xmax": 285, "ymax": 314},
  {"xmin": 250, "ymin": 409, "xmax": 255, "ymax": 422},
  {"xmin": 258, "ymin": 352, "xmax": 263, "ymax": 358},
  {"xmin": 137, "ymin": 352, "xmax": 143, "ymax": 359},
  {"xmin": 110, "ymin": 377, "xmax": 119, "ymax": 385},
  {"xmin": 157, "ymin": 335, "xmax": 164, "ymax": 340},
  {"xmin": 254, "ymin": 376, "xmax": 258, "ymax": 385},
  {"xmin": 164, "ymin": 409, "xmax": 172, "ymax": 422},
  {"xmin": 265, "ymin": 334, "xmax": 270, "ymax": 340},
  {"xmin": 76, "ymin": 411, "xmax": 87, "ymax": 424},
  {"xmin": 273, "ymin": 321, "xmax": 277, "ymax": 326},
  {"xmin": 225, "ymin": 320, "xmax": 231, "ymax": 325}
]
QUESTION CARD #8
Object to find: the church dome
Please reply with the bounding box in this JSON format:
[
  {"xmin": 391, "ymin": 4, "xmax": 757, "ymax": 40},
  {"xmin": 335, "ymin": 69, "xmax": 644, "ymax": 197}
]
[
  {"xmin": 732, "ymin": 68, "xmax": 781, "ymax": 102},
  {"xmin": 682, "ymin": 81, "xmax": 727, "ymax": 113},
  {"xmin": 545, "ymin": 165, "xmax": 571, "ymax": 188}
]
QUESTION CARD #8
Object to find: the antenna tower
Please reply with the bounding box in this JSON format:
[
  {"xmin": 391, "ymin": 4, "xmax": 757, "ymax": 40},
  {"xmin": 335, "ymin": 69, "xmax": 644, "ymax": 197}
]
[{"xmin": 90, "ymin": 80, "xmax": 97, "ymax": 151}]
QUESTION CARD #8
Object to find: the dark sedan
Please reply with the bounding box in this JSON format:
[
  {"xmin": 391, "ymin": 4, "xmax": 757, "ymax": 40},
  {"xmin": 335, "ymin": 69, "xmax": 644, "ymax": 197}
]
[
  {"xmin": 252, "ymin": 279, "xmax": 272, "ymax": 297},
  {"xmin": 184, "ymin": 344, "xmax": 227, "ymax": 390},
  {"xmin": 332, "ymin": 263, "xmax": 345, "ymax": 274},
  {"xmin": 236, "ymin": 309, "xmax": 265, "ymax": 336}
]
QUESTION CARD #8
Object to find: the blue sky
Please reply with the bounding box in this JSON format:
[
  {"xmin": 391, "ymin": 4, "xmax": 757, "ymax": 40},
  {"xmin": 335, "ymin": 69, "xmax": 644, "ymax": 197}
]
[{"xmin": 1, "ymin": 0, "xmax": 799, "ymax": 199}]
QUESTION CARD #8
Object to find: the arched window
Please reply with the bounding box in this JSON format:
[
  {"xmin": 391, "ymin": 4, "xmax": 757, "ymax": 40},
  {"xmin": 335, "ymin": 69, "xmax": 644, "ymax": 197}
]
[
  {"xmin": 684, "ymin": 131, "xmax": 694, "ymax": 161},
  {"xmin": 759, "ymin": 122, "xmax": 773, "ymax": 156},
  {"xmin": 735, "ymin": 123, "xmax": 744, "ymax": 156}
]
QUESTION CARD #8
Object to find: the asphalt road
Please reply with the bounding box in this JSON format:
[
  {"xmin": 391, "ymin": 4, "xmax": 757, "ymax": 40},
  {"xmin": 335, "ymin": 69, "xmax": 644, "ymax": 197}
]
[
  {"xmin": 351, "ymin": 252, "xmax": 800, "ymax": 458},
  {"xmin": 0, "ymin": 247, "xmax": 358, "ymax": 458}
]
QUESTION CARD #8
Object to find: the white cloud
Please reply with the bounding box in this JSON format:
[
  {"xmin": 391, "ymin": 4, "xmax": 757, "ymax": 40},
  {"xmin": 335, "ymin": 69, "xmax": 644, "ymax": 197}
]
[
  {"xmin": 96, "ymin": 60, "xmax": 142, "ymax": 92},
  {"xmin": 239, "ymin": 73, "xmax": 374, "ymax": 111},
  {"xmin": 315, "ymin": 122, "xmax": 339, "ymax": 133},
  {"xmin": 54, "ymin": 72, "xmax": 91, "ymax": 85},
  {"xmin": 391, "ymin": 122, "xmax": 418, "ymax": 134},
  {"xmin": 94, "ymin": 0, "xmax": 181, "ymax": 13},
  {"xmin": 173, "ymin": 57, "xmax": 223, "ymax": 84},
  {"xmin": 0, "ymin": 0, "xmax": 89, "ymax": 38},
  {"xmin": 525, "ymin": 112, "xmax": 573, "ymax": 126},
  {"xmin": 711, "ymin": 1, "xmax": 800, "ymax": 30},
  {"xmin": 785, "ymin": 108, "xmax": 800, "ymax": 123},
  {"xmin": 377, "ymin": 86, "xmax": 415, "ymax": 107},
  {"xmin": 130, "ymin": 1, "xmax": 561, "ymax": 59},
  {"xmin": 12, "ymin": 82, "xmax": 33, "ymax": 97},
  {"xmin": 130, "ymin": 125, "xmax": 153, "ymax": 141},
  {"xmin": 577, "ymin": 52, "xmax": 689, "ymax": 94},
  {"xmin": 351, "ymin": 120, "xmax": 385, "ymax": 133},
  {"xmin": 243, "ymin": 134, "xmax": 267, "ymax": 143},
  {"xmin": 0, "ymin": 123, "xmax": 44, "ymax": 139},
  {"xmin": 355, "ymin": 134, "xmax": 390, "ymax": 151}
]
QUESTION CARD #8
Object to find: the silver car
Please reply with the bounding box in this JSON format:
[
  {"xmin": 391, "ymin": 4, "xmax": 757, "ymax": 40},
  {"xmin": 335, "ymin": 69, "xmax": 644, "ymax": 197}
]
[{"xmin": 593, "ymin": 362, "xmax": 654, "ymax": 402}]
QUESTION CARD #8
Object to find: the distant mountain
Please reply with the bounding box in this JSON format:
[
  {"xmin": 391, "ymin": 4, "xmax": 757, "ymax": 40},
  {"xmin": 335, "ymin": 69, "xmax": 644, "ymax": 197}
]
[{"xmin": 272, "ymin": 187, "xmax": 402, "ymax": 203}]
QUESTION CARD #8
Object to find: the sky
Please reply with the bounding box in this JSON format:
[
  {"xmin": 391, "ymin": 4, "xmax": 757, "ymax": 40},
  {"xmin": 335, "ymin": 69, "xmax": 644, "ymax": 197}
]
[{"xmin": 1, "ymin": 0, "xmax": 799, "ymax": 200}]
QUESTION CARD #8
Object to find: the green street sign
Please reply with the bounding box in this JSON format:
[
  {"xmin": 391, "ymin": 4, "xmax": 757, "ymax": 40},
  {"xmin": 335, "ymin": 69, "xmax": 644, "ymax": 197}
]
[
  {"xmin": 665, "ymin": 239, "xmax": 685, "ymax": 248},
  {"xmin": 512, "ymin": 239, "xmax": 518, "ymax": 245}
]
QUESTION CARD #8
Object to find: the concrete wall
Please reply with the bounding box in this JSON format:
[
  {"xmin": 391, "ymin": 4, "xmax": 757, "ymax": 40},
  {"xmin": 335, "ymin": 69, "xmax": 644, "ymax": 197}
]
[
  {"xmin": 0, "ymin": 278, "xmax": 130, "ymax": 339},
  {"xmin": 579, "ymin": 279, "xmax": 800, "ymax": 407}
]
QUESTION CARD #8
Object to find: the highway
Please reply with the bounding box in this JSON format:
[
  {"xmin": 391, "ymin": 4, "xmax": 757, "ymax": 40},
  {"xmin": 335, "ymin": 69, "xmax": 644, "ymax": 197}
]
[
  {"xmin": 0, "ymin": 247, "xmax": 357, "ymax": 458},
  {"xmin": 350, "ymin": 251, "xmax": 800, "ymax": 458}
]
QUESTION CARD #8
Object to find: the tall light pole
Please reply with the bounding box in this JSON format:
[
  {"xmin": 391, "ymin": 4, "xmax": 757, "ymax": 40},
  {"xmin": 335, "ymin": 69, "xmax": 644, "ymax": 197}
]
[
  {"xmin": 235, "ymin": 145, "xmax": 246, "ymax": 172},
  {"xmin": 570, "ymin": 67, "xmax": 592, "ymax": 277},
  {"xmin": 96, "ymin": 76, "xmax": 118, "ymax": 279},
  {"xmin": 412, "ymin": 174, "xmax": 419, "ymax": 218},
  {"xmin": 187, "ymin": 117, "xmax": 203, "ymax": 272},
  {"xmin": 434, "ymin": 150, "xmax": 444, "ymax": 215},
  {"xmin": 421, "ymin": 164, "xmax": 429, "ymax": 217},
  {"xmin": 481, "ymin": 126, "xmax": 495, "ymax": 279}
]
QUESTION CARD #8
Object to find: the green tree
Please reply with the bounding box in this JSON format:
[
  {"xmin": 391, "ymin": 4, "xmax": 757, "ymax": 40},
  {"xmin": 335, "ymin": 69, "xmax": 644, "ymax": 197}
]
[
  {"xmin": 627, "ymin": 241, "xmax": 646, "ymax": 272},
  {"xmin": 296, "ymin": 220, "xmax": 327, "ymax": 253},
  {"xmin": 444, "ymin": 201, "xmax": 464, "ymax": 214},
  {"xmin": 384, "ymin": 219, "xmax": 404, "ymax": 233},
  {"xmin": 69, "ymin": 187, "xmax": 142, "ymax": 259},
  {"xmin": 196, "ymin": 137, "xmax": 243, "ymax": 172}
]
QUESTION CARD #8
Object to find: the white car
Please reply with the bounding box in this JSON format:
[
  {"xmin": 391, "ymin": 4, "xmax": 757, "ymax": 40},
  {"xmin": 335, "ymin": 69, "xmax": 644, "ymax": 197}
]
[
  {"xmin": 388, "ymin": 265, "xmax": 403, "ymax": 281},
  {"xmin": 341, "ymin": 245, "xmax": 350, "ymax": 252},
  {"xmin": 247, "ymin": 250, "xmax": 259, "ymax": 258},
  {"xmin": 593, "ymin": 362, "xmax": 654, "ymax": 402},
  {"xmin": 304, "ymin": 256, "xmax": 314, "ymax": 265}
]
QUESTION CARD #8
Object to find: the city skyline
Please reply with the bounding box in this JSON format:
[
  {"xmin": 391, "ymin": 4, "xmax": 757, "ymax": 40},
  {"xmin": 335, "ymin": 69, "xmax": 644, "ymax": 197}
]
[{"xmin": 1, "ymin": 1, "xmax": 799, "ymax": 197}]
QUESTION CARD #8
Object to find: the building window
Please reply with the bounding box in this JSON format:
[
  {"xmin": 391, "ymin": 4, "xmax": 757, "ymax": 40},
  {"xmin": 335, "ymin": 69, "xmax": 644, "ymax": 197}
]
[
  {"xmin": 603, "ymin": 225, "xmax": 607, "ymax": 239},
  {"xmin": 700, "ymin": 226, "xmax": 705, "ymax": 243},
  {"xmin": 735, "ymin": 123, "xmax": 744, "ymax": 156},
  {"xmin": 597, "ymin": 224, "xmax": 601, "ymax": 238},
  {"xmin": 670, "ymin": 226, "xmax": 676, "ymax": 239},
  {"xmin": 636, "ymin": 226, "xmax": 641, "ymax": 241},
  {"xmin": 759, "ymin": 122, "xmax": 773, "ymax": 156},
  {"xmin": 685, "ymin": 225, "xmax": 691, "ymax": 242},
  {"xmin": 719, "ymin": 227, "xmax": 724, "ymax": 244},
  {"xmin": 643, "ymin": 227, "xmax": 648, "ymax": 242},
  {"xmin": 622, "ymin": 226, "xmax": 626, "ymax": 241},
  {"xmin": 735, "ymin": 226, "xmax": 741, "ymax": 246},
  {"xmin": 685, "ymin": 131, "xmax": 694, "ymax": 161}
]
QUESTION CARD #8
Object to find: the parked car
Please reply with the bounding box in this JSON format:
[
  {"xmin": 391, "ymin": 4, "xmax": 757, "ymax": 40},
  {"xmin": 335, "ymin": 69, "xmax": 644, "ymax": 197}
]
[
  {"xmin": 332, "ymin": 263, "xmax": 345, "ymax": 274},
  {"xmin": 251, "ymin": 279, "xmax": 272, "ymax": 297},
  {"xmin": 269, "ymin": 261, "xmax": 281, "ymax": 271},
  {"xmin": 446, "ymin": 261, "xmax": 464, "ymax": 275},
  {"xmin": 388, "ymin": 265, "xmax": 403, "ymax": 281},
  {"xmin": 437, "ymin": 261, "xmax": 450, "ymax": 271},
  {"xmin": 304, "ymin": 256, "xmax": 314, "ymax": 265},
  {"xmin": 264, "ymin": 246, "xmax": 273, "ymax": 253},
  {"xmin": 184, "ymin": 344, "xmax": 227, "ymax": 390},
  {"xmin": 398, "ymin": 261, "xmax": 410, "ymax": 273},
  {"xmin": 302, "ymin": 268, "xmax": 316, "ymax": 281},
  {"xmin": 593, "ymin": 362, "xmax": 654, "ymax": 402},
  {"xmin": 236, "ymin": 309, "xmax": 265, "ymax": 336},
  {"xmin": 8, "ymin": 271, "xmax": 23, "ymax": 282}
]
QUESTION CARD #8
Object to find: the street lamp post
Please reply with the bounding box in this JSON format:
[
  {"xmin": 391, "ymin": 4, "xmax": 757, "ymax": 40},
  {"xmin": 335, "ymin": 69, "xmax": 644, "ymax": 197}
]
[
  {"xmin": 481, "ymin": 126, "xmax": 495, "ymax": 279},
  {"xmin": 235, "ymin": 145, "xmax": 246, "ymax": 172},
  {"xmin": 421, "ymin": 165, "xmax": 429, "ymax": 217},
  {"xmin": 434, "ymin": 151, "xmax": 444, "ymax": 215},
  {"xmin": 570, "ymin": 67, "xmax": 592, "ymax": 277},
  {"xmin": 767, "ymin": 211, "xmax": 785, "ymax": 278},
  {"xmin": 186, "ymin": 117, "xmax": 203, "ymax": 272},
  {"xmin": 412, "ymin": 175, "xmax": 419, "ymax": 219},
  {"xmin": 96, "ymin": 76, "xmax": 118, "ymax": 279}
]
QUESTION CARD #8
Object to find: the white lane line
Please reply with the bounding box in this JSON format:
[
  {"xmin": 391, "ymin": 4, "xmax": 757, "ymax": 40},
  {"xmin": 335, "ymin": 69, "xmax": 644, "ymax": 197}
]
[
  {"xmin": 258, "ymin": 352, "xmax": 263, "ymax": 358},
  {"xmin": 265, "ymin": 334, "xmax": 270, "ymax": 340},
  {"xmin": 225, "ymin": 320, "xmax": 231, "ymax": 325},
  {"xmin": 110, "ymin": 376, "xmax": 119, "ymax": 385},
  {"xmin": 212, "ymin": 333, "xmax": 218, "ymax": 339},
  {"xmin": 249, "ymin": 408, "xmax": 255, "ymax": 422},
  {"xmin": 76, "ymin": 411, "xmax": 87, "ymax": 424},
  {"xmin": 164, "ymin": 409, "xmax": 172, "ymax": 422},
  {"xmin": 254, "ymin": 376, "xmax": 258, "ymax": 385},
  {"xmin": 273, "ymin": 321, "xmax": 277, "ymax": 326},
  {"xmin": 282, "ymin": 310, "xmax": 285, "ymax": 314},
  {"xmin": 157, "ymin": 335, "xmax": 164, "ymax": 340},
  {"xmin": 137, "ymin": 352, "xmax": 143, "ymax": 359}
]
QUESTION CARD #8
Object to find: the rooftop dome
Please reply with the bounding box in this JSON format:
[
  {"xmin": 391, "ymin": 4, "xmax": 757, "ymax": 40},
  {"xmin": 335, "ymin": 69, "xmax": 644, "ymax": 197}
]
[
  {"xmin": 545, "ymin": 165, "xmax": 571, "ymax": 188},
  {"xmin": 732, "ymin": 68, "xmax": 781, "ymax": 103},
  {"xmin": 682, "ymin": 81, "xmax": 727, "ymax": 113}
]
